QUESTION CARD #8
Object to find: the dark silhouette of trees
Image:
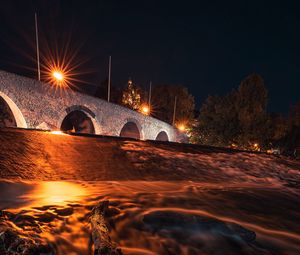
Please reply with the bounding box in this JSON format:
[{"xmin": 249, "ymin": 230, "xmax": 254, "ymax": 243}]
[
  {"xmin": 279, "ymin": 102, "xmax": 300, "ymax": 155},
  {"xmin": 151, "ymin": 85, "xmax": 195, "ymax": 124},
  {"xmin": 191, "ymin": 74, "xmax": 271, "ymax": 150}
]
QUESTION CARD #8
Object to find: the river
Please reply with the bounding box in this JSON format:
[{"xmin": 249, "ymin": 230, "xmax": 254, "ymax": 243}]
[{"xmin": 0, "ymin": 128, "xmax": 300, "ymax": 255}]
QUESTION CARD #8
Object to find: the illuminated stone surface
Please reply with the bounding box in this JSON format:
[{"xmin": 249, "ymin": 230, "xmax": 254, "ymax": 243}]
[{"xmin": 0, "ymin": 70, "xmax": 184, "ymax": 142}]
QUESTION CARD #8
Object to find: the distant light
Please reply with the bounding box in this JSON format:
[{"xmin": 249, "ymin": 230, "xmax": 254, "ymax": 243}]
[
  {"xmin": 253, "ymin": 143, "xmax": 260, "ymax": 152},
  {"xmin": 178, "ymin": 124, "xmax": 185, "ymax": 131},
  {"xmin": 51, "ymin": 130, "xmax": 65, "ymax": 135},
  {"xmin": 53, "ymin": 71, "xmax": 64, "ymax": 82},
  {"xmin": 140, "ymin": 104, "xmax": 150, "ymax": 115},
  {"xmin": 142, "ymin": 105, "xmax": 149, "ymax": 114}
]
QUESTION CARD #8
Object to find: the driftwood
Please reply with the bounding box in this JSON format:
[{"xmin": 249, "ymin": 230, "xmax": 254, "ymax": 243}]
[{"xmin": 90, "ymin": 201, "xmax": 122, "ymax": 255}]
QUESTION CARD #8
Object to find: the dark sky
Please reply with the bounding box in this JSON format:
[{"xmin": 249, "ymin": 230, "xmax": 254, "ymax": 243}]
[{"xmin": 0, "ymin": 0, "xmax": 299, "ymax": 113}]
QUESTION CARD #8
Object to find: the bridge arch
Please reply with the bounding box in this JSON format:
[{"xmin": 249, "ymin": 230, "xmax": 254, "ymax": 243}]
[
  {"xmin": 0, "ymin": 91, "xmax": 27, "ymax": 128},
  {"xmin": 155, "ymin": 130, "xmax": 169, "ymax": 141},
  {"xmin": 120, "ymin": 119, "xmax": 143, "ymax": 140},
  {"xmin": 58, "ymin": 105, "xmax": 100, "ymax": 134}
]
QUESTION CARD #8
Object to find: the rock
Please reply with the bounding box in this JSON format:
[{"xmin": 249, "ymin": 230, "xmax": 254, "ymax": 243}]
[
  {"xmin": 33, "ymin": 205, "xmax": 56, "ymax": 211},
  {"xmin": 90, "ymin": 200, "xmax": 123, "ymax": 255},
  {"xmin": 54, "ymin": 207, "xmax": 74, "ymax": 216},
  {"xmin": 0, "ymin": 228, "xmax": 54, "ymax": 255},
  {"xmin": 143, "ymin": 210, "xmax": 256, "ymax": 243},
  {"xmin": 105, "ymin": 207, "xmax": 121, "ymax": 218},
  {"xmin": 0, "ymin": 210, "xmax": 15, "ymax": 221},
  {"xmin": 36, "ymin": 212, "xmax": 56, "ymax": 223},
  {"xmin": 227, "ymin": 223, "xmax": 256, "ymax": 242}
]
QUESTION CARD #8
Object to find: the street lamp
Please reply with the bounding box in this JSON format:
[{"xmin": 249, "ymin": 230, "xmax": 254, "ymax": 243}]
[
  {"xmin": 140, "ymin": 104, "xmax": 150, "ymax": 115},
  {"xmin": 53, "ymin": 71, "xmax": 64, "ymax": 82},
  {"xmin": 142, "ymin": 105, "xmax": 150, "ymax": 115},
  {"xmin": 178, "ymin": 124, "xmax": 185, "ymax": 131},
  {"xmin": 52, "ymin": 70, "xmax": 65, "ymax": 85}
]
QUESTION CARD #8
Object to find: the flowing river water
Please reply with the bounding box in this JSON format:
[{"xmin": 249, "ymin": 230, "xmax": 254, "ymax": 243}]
[{"xmin": 0, "ymin": 128, "xmax": 300, "ymax": 254}]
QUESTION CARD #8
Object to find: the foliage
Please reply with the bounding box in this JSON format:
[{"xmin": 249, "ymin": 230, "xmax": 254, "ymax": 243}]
[
  {"xmin": 288, "ymin": 101, "xmax": 300, "ymax": 127},
  {"xmin": 192, "ymin": 74, "xmax": 272, "ymax": 150},
  {"xmin": 235, "ymin": 74, "xmax": 269, "ymax": 147},
  {"xmin": 122, "ymin": 79, "xmax": 141, "ymax": 110},
  {"xmin": 279, "ymin": 102, "xmax": 300, "ymax": 154},
  {"xmin": 151, "ymin": 85, "xmax": 195, "ymax": 124},
  {"xmin": 190, "ymin": 92, "xmax": 239, "ymax": 146}
]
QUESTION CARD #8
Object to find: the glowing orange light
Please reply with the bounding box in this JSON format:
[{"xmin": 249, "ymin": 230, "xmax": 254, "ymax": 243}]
[
  {"xmin": 178, "ymin": 124, "xmax": 185, "ymax": 131},
  {"xmin": 53, "ymin": 71, "xmax": 64, "ymax": 81},
  {"xmin": 140, "ymin": 104, "xmax": 150, "ymax": 115},
  {"xmin": 142, "ymin": 106, "xmax": 149, "ymax": 114},
  {"xmin": 41, "ymin": 46, "xmax": 85, "ymax": 93},
  {"xmin": 252, "ymin": 142, "xmax": 260, "ymax": 152},
  {"xmin": 51, "ymin": 130, "xmax": 65, "ymax": 135},
  {"xmin": 44, "ymin": 63, "xmax": 72, "ymax": 90}
]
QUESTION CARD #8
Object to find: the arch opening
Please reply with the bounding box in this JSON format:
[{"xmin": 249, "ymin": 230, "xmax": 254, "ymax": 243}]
[
  {"xmin": 156, "ymin": 131, "xmax": 169, "ymax": 141},
  {"xmin": 60, "ymin": 110, "xmax": 95, "ymax": 134},
  {"xmin": 120, "ymin": 121, "xmax": 140, "ymax": 139},
  {"xmin": 0, "ymin": 92, "xmax": 27, "ymax": 128}
]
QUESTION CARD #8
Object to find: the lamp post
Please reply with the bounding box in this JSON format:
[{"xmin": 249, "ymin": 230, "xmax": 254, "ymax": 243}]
[
  {"xmin": 172, "ymin": 96, "xmax": 177, "ymax": 126},
  {"xmin": 35, "ymin": 13, "xmax": 41, "ymax": 81},
  {"xmin": 51, "ymin": 70, "xmax": 65, "ymax": 86},
  {"xmin": 148, "ymin": 81, "xmax": 152, "ymax": 114},
  {"xmin": 107, "ymin": 56, "xmax": 111, "ymax": 102},
  {"xmin": 141, "ymin": 105, "xmax": 150, "ymax": 115}
]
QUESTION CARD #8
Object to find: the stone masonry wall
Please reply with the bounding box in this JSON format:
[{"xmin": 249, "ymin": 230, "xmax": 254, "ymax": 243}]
[{"xmin": 0, "ymin": 70, "xmax": 182, "ymax": 142}]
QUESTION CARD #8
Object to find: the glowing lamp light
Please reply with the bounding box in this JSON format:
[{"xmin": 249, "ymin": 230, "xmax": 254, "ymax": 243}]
[
  {"xmin": 178, "ymin": 124, "xmax": 185, "ymax": 131},
  {"xmin": 52, "ymin": 71, "xmax": 64, "ymax": 82},
  {"xmin": 253, "ymin": 142, "xmax": 261, "ymax": 152},
  {"xmin": 142, "ymin": 105, "xmax": 150, "ymax": 114},
  {"xmin": 140, "ymin": 104, "xmax": 150, "ymax": 115}
]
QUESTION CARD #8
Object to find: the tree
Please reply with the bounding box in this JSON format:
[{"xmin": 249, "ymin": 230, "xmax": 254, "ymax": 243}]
[
  {"xmin": 280, "ymin": 102, "xmax": 300, "ymax": 155},
  {"xmin": 122, "ymin": 79, "xmax": 141, "ymax": 110},
  {"xmin": 288, "ymin": 101, "xmax": 300, "ymax": 127},
  {"xmin": 267, "ymin": 113, "xmax": 287, "ymax": 145},
  {"xmin": 235, "ymin": 74, "xmax": 269, "ymax": 148},
  {"xmin": 192, "ymin": 74, "xmax": 270, "ymax": 150},
  {"xmin": 191, "ymin": 92, "xmax": 239, "ymax": 146},
  {"xmin": 151, "ymin": 85, "xmax": 195, "ymax": 124}
]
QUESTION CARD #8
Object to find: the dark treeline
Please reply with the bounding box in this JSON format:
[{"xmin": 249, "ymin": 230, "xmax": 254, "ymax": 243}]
[
  {"xmin": 92, "ymin": 74, "xmax": 299, "ymax": 156},
  {"xmin": 190, "ymin": 74, "xmax": 300, "ymax": 155},
  {"xmin": 93, "ymin": 78, "xmax": 195, "ymax": 126}
]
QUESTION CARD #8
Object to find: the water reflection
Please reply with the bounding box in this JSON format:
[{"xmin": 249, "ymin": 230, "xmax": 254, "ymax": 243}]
[
  {"xmin": 23, "ymin": 181, "xmax": 87, "ymax": 206},
  {"xmin": 0, "ymin": 181, "xmax": 87, "ymax": 209},
  {"xmin": 1, "ymin": 180, "xmax": 300, "ymax": 254}
]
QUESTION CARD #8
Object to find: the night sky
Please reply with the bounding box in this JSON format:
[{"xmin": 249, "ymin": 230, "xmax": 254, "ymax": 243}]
[{"xmin": 0, "ymin": 0, "xmax": 299, "ymax": 113}]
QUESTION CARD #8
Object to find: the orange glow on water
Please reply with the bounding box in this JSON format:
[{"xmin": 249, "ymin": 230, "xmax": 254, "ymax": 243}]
[{"xmin": 21, "ymin": 182, "xmax": 87, "ymax": 207}]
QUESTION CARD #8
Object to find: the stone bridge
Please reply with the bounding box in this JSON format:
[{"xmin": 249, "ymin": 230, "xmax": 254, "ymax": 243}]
[{"xmin": 0, "ymin": 70, "xmax": 182, "ymax": 142}]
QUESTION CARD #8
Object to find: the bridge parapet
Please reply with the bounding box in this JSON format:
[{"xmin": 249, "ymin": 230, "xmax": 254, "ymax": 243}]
[{"xmin": 0, "ymin": 70, "xmax": 183, "ymax": 142}]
